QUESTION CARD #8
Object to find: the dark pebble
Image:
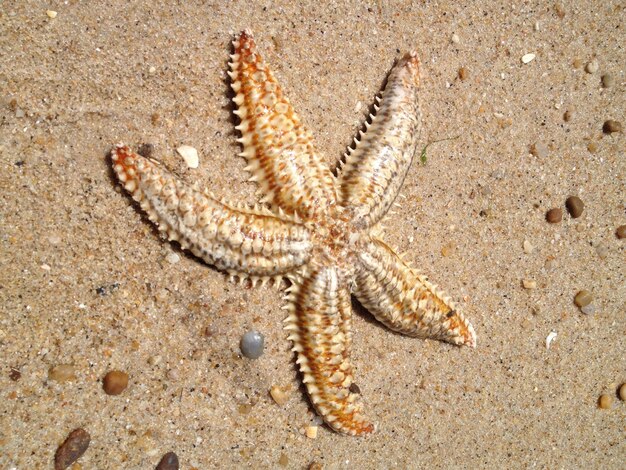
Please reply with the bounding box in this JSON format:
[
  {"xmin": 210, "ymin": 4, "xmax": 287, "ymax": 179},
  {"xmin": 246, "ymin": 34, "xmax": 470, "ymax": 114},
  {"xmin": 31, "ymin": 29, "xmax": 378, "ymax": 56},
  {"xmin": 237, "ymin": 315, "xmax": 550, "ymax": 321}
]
[
  {"xmin": 602, "ymin": 120, "xmax": 622, "ymax": 134},
  {"xmin": 103, "ymin": 370, "xmax": 129, "ymax": 395},
  {"xmin": 55, "ymin": 428, "xmax": 90, "ymax": 470},
  {"xmin": 240, "ymin": 330, "xmax": 264, "ymax": 359},
  {"xmin": 156, "ymin": 451, "xmax": 179, "ymax": 470},
  {"xmin": 9, "ymin": 367, "xmax": 21, "ymax": 381},
  {"xmin": 565, "ymin": 196, "xmax": 584, "ymax": 218},
  {"xmin": 600, "ymin": 73, "xmax": 614, "ymax": 88},
  {"xmin": 138, "ymin": 143, "xmax": 154, "ymax": 158},
  {"xmin": 616, "ymin": 225, "xmax": 626, "ymax": 239},
  {"xmin": 349, "ymin": 383, "xmax": 361, "ymax": 394},
  {"xmin": 458, "ymin": 67, "xmax": 469, "ymax": 80},
  {"xmin": 546, "ymin": 208, "xmax": 562, "ymax": 223}
]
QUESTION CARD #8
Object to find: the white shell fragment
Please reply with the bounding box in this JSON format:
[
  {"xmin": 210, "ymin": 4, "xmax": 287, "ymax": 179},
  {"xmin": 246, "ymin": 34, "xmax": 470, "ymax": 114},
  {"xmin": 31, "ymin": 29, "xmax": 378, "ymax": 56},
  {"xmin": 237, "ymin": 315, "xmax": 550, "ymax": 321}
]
[
  {"xmin": 176, "ymin": 145, "xmax": 199, "ymax": 169},
  {"xmin": 546, "ymin": 331, "xmax": 557, "ymax": 349},
  {"xmin": 46, "ymin": 10, "xmax": 58, "ymax": 18},
  {"xmin": 521, "ymin": 53, "xmax": 536, "ymax": 64}
]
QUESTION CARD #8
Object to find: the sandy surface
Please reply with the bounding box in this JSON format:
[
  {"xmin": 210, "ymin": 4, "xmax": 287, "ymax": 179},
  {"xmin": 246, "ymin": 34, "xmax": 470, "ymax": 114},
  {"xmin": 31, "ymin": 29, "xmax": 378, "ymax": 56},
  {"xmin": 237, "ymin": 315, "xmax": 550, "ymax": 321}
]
[{"xmin": 1, "ymin": 1, "xmax": 624, "ymax": 468}]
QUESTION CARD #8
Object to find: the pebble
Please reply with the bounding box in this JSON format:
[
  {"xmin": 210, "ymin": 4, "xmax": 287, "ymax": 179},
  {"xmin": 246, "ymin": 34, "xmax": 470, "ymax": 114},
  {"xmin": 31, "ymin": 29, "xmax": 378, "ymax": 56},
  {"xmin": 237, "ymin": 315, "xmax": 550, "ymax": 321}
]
[
  {"xmin": 451, "ymin": 33, "xmax": 460, "ymax": 44},
  {"xmin": 619, "ymin": 384, "xmax": 626, "ymax": 401},
  {"xmin": 563, "ymin": 110, "xmax": 573, "ymax": 122},
  {"xmin": 545, "ymin": 331, "xmax": 557, "ymax": 349},
  {"xmin": 616, "ymin": 225, "xmax": 626, "ymax": 239},
  {"xmin": 103, "ymin": 370, "xmax": 129, "ymax": 395},
  {"xmin": 522, "ymin": 279, "xmax": 537, "ymax": 289},
  {"xmin": 523, "ymin": 240, "xmax": 534, "ymax": 254},
  {"xmin": 166, "ymin": 252, "xmax": 180, "ymax": 264},
  {"xmin": 278, "ymin": 453, "xmax": 289, "ymax": 467},
  {"xmin": 585, "ymin": 60, "xmax": 599, "ymax": 74},
  {"xmin": 46, "ymin": 10, "xmax": 58, "ymax": 19},
  {"xmin": 49, "ymin": 364, "xmax": 77, "ymax": 382},
  {"xmin": 598, "ymin": 394, "xmax": 612, "ymax": 409},
  {"xmin": 156, "ymin": 452, "xmax": 179, "ymax": 470},
  {"xmin": 574, "ymin": 290, "xmax": 593, "ymax": 308},
  {"xmin": 458, "ymin": 67, "xmax": 469, "ymax": 81},
  {"xmin": 587, "ymin": 142, "xmax": 598, "ymax": 153},
  {"xmin": 530, "ymin": 142, "xmax": 548, "ymax": 158},
  {"xmin": 176, "ymin": 145, "xmax": 199, "ymax": 169},
  {"xmin": 149, "ymin": 66, "xmax": 157, "ymax": 75},
  {"xmin": 546, "ymin": 208, "xmax": 562, "ymax": 223},
  {"xmin": 594, "ymin": 243, "xmax": 608, "ymax": 259},
  {"xmin": 147, "ymin": 355, "xmax": 162, "ymax": 366},
  {"xmin": 270, "ymin": 385, "xmax": 290, "ymax": 406},
  {"xmin": 137, "ymin": 143, "xmax": 153, "ymax": 158},
  {"xmin": 521, "ymin": 53, "xmax": 536, "ymax": 64},
  {"xmin": 54, "ymin": 428, "xmax": 90, "ymax": 470},
  {"xmin": 305, "ymin": 425, "xmax": 318, "ymax": 439},
  {"xmin": 580, "ymin": 304, "xmax": 596, "ymax": 315},
  {"xmin": 600, "ymin": 73, "xmax": 614, "ymax": 88},
  {"xmin": 309, "ymin": 462, "xmax": 323, "ymax": 470},
  {"xmin": 602, "ymin": 120, "xmax": 622, "ymax": 134},
  {"xmin": 565, "ymin": 196, "xmax": 584, "ymax": 218},
  {"xmin": 9, "ymin": 367, "xmax": 21, "ymax": 381},
  {"xmin": 240, "ymin": 330, "xmax": 264, "ymax": 359}
]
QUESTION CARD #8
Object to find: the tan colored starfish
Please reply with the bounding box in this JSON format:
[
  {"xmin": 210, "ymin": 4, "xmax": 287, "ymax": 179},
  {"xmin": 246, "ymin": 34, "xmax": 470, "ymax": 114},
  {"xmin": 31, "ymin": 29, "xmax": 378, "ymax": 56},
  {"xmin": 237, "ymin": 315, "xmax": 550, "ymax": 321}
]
[{"xmin": 111, "ymin": 30, "xmax": 476, "ymax": 436}]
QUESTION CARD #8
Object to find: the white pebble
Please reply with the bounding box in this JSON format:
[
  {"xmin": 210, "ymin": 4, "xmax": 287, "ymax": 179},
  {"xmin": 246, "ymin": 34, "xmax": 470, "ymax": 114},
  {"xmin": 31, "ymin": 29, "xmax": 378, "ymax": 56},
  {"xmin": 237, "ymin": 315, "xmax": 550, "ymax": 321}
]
[
  {"xmin": 546, "ymin": 331, "xmax": 557, "ymax": 349},
  {"xmin": 522, "ymin": 279, "xmax": 537, "ymax": 289},
  {"xmin": 46, "ymin": 10, "xmax": 57, "ymax": 18},
  {"xmin": 585, "ymin": 60, "xmax": 599, "ymax": 74},
  {"xmin": 580, "ymin": 304, "xmax": 596, "ymax": 315},
  {"xmin": 148, "ymin": 66, "xmax": 156, "ymax": 74},
  {"xmin": 523, "ymin": 240, "xmax": 534, "ymax": 254},
  {"xmin": 166, "ymin": 252, "xmax": 180, "ymax": 264},
  {"xmin": 176, "ymin": 145, "xmax": 199, "ymax": 169},
  {"xmin": 451, "ymin": 33, "xmax": 460, "ymax": 44},
  {"xmin": 521, "ymin": 53, "xmax": 536, "ymax": 64}
]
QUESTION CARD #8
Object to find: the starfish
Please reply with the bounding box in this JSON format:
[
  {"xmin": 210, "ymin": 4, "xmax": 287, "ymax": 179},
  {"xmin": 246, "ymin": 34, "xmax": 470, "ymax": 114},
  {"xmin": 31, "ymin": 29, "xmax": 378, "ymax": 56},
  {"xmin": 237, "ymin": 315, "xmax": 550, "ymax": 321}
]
[{"xmin": 111, "ymin": 30, "xmax": 476, "ymax": 436}]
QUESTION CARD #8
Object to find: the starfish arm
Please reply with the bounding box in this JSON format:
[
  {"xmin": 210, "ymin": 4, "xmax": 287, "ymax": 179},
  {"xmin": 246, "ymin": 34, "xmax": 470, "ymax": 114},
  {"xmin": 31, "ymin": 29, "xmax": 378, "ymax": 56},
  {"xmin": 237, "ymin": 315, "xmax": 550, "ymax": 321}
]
[
  {"xmin": 354, "ymin": 237, "xmax": 476, "ymax": 347},
  {"xmin": 111, "ymin": 145, "xmax": 312, "ymax": 278},
  {"xmin": 339, "ymin": 52, "xmax": 422, "ymax": 229},
  {"xmin": 284, "ymin": 266, "xmax": 375, "ymax": 436},
  {"xmin": 229, "ymin": 30, "xmax": 338, "ymax": 220}
]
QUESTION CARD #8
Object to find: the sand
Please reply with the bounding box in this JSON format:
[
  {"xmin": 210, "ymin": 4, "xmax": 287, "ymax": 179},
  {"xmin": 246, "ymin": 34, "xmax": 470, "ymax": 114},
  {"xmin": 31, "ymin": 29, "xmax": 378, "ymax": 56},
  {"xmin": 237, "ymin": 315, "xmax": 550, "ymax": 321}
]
[{"xmin": 1, "ymin": 1, "xmax": 624, "ymax": 468}]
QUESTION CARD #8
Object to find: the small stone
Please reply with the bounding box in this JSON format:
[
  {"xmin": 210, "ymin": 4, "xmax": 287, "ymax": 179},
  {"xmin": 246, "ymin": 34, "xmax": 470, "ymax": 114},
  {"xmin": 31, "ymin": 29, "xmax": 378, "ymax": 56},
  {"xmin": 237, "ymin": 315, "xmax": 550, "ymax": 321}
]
[
  {"xmin": 15, "ymin": 107, "xmax": 25, "ymax": 118},
  {"xmin": 270, "ymin": 385, "xmax": 290, "ymax": 406},
  {"xmin": 598, "ymin": 394, "xmax": 612, "ymax": 409},
  {"xmin": 349, "ymin": 383, "xmax": 361, "ymax": 394},
  {"xmin": 602, "ymin": 120, "xmax": 622, "ymax": 134},
  {"xmin": 451, "ymin": 33, "xmax": 460, "ymax": 44},
  {"xmin": 563, "ymin": 110, "xmax": 573, "ymax": 122},
  {"xmin": 147, "ymin": 355, "xmax": 161, "ymax": 366},
  {"xmin": 9, "ymin": 367, "xmax": 21, "ymax": 381},
  {"xmin": 166, "ymin": 252, "xmax": 180, "ymax": 264},
  {"xmin": 600, "ymin": 73, "xmax": 614, "ymax": 88},
  {"xmin": 580, "ymin": 304, "xmax": 596, "ymax": 315},
  {"xmin": 619, "ymin": 384, "xmax": 626, "ymax": 401},
  {"xmin": 521, "ymin": 53, "xmax": 536, "ymax": 64},
  {"xmin": 616, "ymin": 225, "xmax": 626, "ymax": 239},
  {"xmin": 587, "ymin": 141, "xmax": 598, "ymax": 153},
  {"xmin": 523, "ymin": 240, "xmax": 534, "ymax": 254},
  {"xmin": 522, "ymin": 279, "xmax": 537, "ymax": 289},
  {"xmin": 149, "ymin": 66, "xmax": 157, "ymax": 75},
  {"xmin": 137, "ymin": 143, "xmax": 153, "ymax": 158},
  {"xmin": 151, "ymin": 113, "xmax": 160, "ymax": 125},
  {"xmin": 565, "ymin": 196, "xmax": 584, "ymax": 218},
  {"xmin": 49, "ymin": 364, "xmax": 77, "ymax": 382},
  {"xmin": 309, "ymin": 462, "xmax": 323, "ymax": 470},
  {"xmin": 102, "ymin": 370, "xmax": 129, "ymax": 395},
  {"xmin": 167, "ymin": 368, "xmax": 179, "ymax": 381},
  {"xmin": 572, "ymin": 58, "xmax": 583, "ymax": 69},
  {"xmin": 156, "ymin": 452, "xmax": 179, "ymax": 470},
  {"xmin": 530, "ymin": 142, "xmax": 548, "ymax": 158},
  {"xmin": 458, "ymin": 67, "xmax": 469, "ymax": 81},
  {"xmin": 240, "ymin": 330, "xmax": 264, "ymax": 359},
  {"xmin": 46, "ymin": 10, "xmax": 58, "ymax": 19},
  {"xmin": 278, "ymin": 453, "xmax": 289, "ymax": 467},
  {"xmin": 305, "ymin": 425, "xmax": 318, "ymax": 439},
  {"xmin": 585, "ymin": 60, "xmax": 599, "ymax": 74},
  {"xmin": 176, "ymin": 145, "xmax": 199, "ymax": 169},
  {"xmin": 546, "ymin": 208, "xmax": 562, "ymax": 223},
  {"xmin": 55, "ymin": 428, "xmax": 90, "ymax": 470},
  {"xmin": 574, "ymin": 290, "xmax": 593, "ymax": 308},
  {"xmin": 595, "ymin": 243, "xmax": 608, "ymax": 259}
]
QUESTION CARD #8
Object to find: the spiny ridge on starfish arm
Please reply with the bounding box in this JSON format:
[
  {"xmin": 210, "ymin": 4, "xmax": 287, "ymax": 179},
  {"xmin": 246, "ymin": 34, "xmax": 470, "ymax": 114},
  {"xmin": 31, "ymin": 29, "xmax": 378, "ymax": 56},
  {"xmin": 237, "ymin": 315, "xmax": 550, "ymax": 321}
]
[{"xmin": 110, "ymin": 29, "xmax": 476, "ymax": 437}]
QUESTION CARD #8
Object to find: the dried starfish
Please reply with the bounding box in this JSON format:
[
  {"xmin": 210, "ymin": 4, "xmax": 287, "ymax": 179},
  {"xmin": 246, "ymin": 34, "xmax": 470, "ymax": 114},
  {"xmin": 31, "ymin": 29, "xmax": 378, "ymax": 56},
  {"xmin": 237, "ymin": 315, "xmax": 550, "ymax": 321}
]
[{"xmin": 111, "ymin": 30, "xmax": 476, "ymax": 436}]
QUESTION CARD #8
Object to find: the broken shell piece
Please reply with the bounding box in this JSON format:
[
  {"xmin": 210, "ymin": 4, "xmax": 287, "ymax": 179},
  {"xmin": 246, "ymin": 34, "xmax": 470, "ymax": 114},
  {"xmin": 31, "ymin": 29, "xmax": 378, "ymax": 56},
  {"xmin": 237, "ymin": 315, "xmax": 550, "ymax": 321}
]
[
  {"xmin": 176, "ymin": 145, "xmax": 199, "ymax": 169},
  {"xmin": 521, "ymin": 53, "xmax": 536, "ymax": 64}
]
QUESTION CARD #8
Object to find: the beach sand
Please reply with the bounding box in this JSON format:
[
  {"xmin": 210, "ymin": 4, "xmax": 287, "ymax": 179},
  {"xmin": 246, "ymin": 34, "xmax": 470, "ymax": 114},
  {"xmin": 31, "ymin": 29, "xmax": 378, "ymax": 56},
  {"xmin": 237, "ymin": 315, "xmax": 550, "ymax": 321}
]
[{"xmin": 1, "ymin": 1, "xmax": 624, "ymax": 468}]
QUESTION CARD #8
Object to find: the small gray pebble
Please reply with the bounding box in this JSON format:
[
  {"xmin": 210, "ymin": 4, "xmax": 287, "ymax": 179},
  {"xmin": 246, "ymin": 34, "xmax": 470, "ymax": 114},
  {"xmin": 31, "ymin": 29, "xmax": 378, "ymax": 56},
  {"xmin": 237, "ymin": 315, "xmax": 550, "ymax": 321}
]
[
  {"xmin": 601, "ymin": 73, "xmax": 614, "ymax": 88},
  {"xmin": 580, "ymin": 304, "xmax": 596, "ymax": 315},
  {"xmin": 240, "ymin": 330, "xmax": 264, "ymax": 359}
]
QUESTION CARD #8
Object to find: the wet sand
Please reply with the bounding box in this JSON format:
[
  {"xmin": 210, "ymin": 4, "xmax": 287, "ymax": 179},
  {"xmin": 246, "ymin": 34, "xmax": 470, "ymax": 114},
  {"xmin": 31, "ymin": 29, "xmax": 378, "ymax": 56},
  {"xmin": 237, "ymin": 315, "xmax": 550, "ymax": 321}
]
[{"xmin": 1, "ymin": 1, "xmax": 624, "ymax": 468}]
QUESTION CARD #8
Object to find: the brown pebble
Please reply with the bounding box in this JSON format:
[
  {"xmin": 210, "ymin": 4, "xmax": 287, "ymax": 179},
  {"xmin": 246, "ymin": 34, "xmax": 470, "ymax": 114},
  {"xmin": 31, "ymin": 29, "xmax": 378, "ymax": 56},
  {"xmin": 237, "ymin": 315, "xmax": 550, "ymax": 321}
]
[
  {"xmin": 565, "ymin": 196, "xmax": 584, "ymax": 218},
  {"xmin": 600, "ymin": 73, "xmax": 614, "ymax": 88},
  {"xmin": 9, "ymin": 367, "xmax": 21, "ymax": 381},
  {"xmin": 619, "ymin": 384, "xmax": 626, "ymax": 401},
  {"xmin": 602, "ymin": 120, "xmax": 622, "ymax": 134},
  {"xmin": 151, "ymin": 112, "xmax": 160, "ymax": 125},
  {"xmin": 458, "ymin": 67, "xmax": 469, "ymax": 80},
  {"xmin": 309, "ymin": 462, "xmax": 323, "ymax": 470},
  {"xmin": 49, "ymin": 364, "xmax": 77, "ymax": 382},
  {"xmin": 137, "ymin": 143, "xmax": 154, "ymax": 158},
  {"xmin": 55, "ymin": 428, "xmax": 90, "ymax": 470},
  {"xmin": 269, "ymin": 385, "xmax": 290, "ymax": 406},
  {"xmin": 616, "ymin": 225, "xmax": 626, "ymax": 239},
  {"xmin": 546, "ymin": 208, "xmax": 562, "ymax": 223},
  {"xmin": 103, "ymin": 370, "xmax": 129, "ymax": 395},
  {"xmin": 563, "ymin": 110, "xmax": 573, "ymax": 122},
  {"xmin": 278, "ymin": 453, "xmax": 289, "ymax": 467},
  {"xmin": 574, "ymin": 290, "xmax": 593, "ymax": 308},
  {"xmin": 598, "ymin": 394, "xmax": 613, "ymax": 409},
  {"xmin": 349, "ymin": 383, "xmax": 361, "ymax": 394},
  {"xmin": 156, "ymin": 451, "xmax": 179, "ymax": 470},
  {"xmin": 587, "ymin": 141, "xmax": 598, "ymax": 153}
]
